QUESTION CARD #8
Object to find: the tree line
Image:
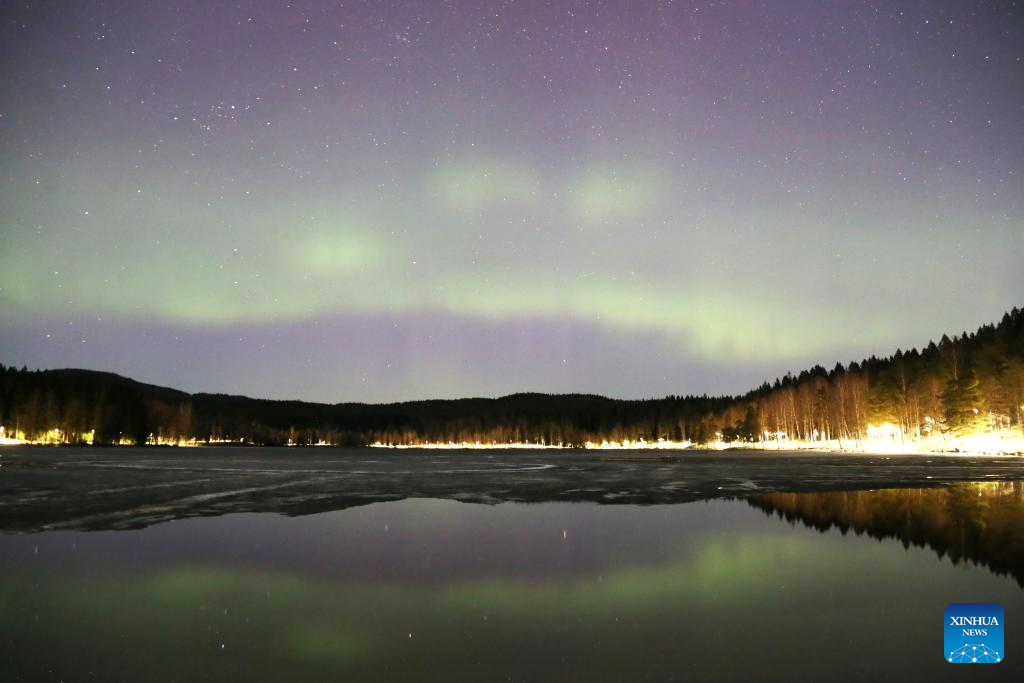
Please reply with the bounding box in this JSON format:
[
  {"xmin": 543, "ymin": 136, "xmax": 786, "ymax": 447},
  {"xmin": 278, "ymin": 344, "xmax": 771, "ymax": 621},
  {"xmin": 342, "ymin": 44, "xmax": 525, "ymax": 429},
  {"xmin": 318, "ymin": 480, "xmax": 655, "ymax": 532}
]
[
  {"xmin": 703, "ymin": 307, "xmax": 1024, "ymax": 446},
  {"xmin": 0, "ymin": 307, "xmax": 1021, "ymax": 447}
]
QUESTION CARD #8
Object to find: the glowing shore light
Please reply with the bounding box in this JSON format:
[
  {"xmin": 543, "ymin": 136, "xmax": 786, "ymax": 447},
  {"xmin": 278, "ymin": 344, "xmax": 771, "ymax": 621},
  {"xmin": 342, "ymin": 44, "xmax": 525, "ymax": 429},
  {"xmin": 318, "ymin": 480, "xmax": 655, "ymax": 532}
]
[
  {"xmin": 702, "ymin": 417, "xmax": 1023, "ymax": 456},
  {"xmin": 0, "ymin": 426, "xmax": 99, "ymax": 446},
  {"xmin": 0, "ymin": 425, "xmax": 27, "ymax": 445},
  {"xmin": 866, "ymin": 422, "xmax": 903, "ymax": 440},
  {"xmin": 370, "ymin": 439, "xmax": 694, "ymax": 450},
  {"xmin": 143, "ymin": 433, "xmax": 201, "ymax": 447},
  {"xmin": 1, "ymin": 424, "xmax": 1019, "ymax": 455}
]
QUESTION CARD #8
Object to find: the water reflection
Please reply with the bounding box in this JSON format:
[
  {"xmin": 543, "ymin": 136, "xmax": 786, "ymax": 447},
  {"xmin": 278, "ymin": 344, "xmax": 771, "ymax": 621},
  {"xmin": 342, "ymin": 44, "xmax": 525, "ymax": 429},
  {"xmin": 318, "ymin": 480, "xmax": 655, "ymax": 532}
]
[
  {"xmin": 0, "ymin": 493, "xmax": 1022, "ymax": 681},
  {"xmin": 749, "ymin": 482, "xmax": 1024, "ymax": 586}
]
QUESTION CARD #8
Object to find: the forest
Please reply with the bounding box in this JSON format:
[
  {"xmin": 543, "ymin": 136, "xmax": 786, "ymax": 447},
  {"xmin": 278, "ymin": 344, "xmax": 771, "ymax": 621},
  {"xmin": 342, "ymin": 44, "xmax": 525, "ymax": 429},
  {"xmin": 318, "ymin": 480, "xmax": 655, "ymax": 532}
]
[{"xmin": 0, "ymin": 307, "xmax": 1021, "ymax": 449}]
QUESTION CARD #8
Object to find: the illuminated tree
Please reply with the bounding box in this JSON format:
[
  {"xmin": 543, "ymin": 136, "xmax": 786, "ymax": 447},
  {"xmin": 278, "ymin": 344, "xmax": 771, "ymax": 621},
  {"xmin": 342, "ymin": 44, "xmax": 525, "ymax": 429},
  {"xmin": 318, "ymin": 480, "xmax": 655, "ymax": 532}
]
[{"xmin": 942, "ymin": 369, "xmax": 986, "ymax": 436}]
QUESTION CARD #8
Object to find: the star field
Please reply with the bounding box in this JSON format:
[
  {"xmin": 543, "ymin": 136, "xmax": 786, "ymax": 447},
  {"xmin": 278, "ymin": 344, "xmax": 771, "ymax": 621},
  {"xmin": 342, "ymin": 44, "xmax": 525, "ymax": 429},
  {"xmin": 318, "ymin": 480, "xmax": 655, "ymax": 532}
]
[{"xmin": 1, "ymin": 0, "xmax": 1022, "ymax": 401}]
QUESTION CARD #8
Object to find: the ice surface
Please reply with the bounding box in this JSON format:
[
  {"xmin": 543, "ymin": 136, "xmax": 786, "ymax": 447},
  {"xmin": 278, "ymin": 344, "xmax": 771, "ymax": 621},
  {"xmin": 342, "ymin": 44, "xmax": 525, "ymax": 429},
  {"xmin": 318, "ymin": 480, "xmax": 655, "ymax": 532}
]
[{"xmin": 1, "ymin": 447, "xmax": 1022, "ymax": 531}]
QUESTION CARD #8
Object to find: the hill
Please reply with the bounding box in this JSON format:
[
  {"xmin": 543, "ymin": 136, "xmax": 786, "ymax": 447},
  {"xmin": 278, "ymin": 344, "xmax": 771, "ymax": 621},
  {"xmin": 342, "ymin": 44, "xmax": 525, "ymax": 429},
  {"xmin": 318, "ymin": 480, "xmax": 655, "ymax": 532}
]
[{"xmin": 1, "ymin": 308, "xmax": 1021, "ymax": 451}]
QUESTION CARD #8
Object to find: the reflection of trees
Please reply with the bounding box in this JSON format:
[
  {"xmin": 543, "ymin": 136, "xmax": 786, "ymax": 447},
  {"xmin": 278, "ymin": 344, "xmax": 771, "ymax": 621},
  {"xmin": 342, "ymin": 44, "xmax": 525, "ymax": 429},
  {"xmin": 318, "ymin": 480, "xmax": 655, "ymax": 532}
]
[{"xmin": 748, "ymin": 482, "xmax": 1024, "ymax": 586}]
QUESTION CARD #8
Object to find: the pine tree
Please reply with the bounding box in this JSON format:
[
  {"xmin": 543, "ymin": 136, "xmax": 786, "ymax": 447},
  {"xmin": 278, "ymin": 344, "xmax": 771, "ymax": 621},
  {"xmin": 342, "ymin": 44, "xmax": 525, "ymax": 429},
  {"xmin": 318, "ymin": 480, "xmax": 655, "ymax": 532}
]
[
  {"xmin": 739, "ymin": 405, "xmax": 761, "ymax": 442},
  {"xmin": 941, "ymin": 369, "xmax": 985, "ymax": 436}
]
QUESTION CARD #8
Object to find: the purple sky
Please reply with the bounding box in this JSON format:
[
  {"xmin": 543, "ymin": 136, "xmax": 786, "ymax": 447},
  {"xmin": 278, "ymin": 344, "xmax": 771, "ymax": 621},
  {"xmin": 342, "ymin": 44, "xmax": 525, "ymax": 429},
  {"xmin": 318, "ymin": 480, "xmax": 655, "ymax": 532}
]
[{"xmin": 2, "ymin": 1, "xmax": 1022, "ymax": 402}]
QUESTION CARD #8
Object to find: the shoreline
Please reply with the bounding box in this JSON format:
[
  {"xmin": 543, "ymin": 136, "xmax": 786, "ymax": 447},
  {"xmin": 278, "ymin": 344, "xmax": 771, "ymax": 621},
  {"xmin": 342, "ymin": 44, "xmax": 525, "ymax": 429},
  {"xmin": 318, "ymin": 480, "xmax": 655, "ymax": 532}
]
[{"xmin": 2, "ymin": 443, "xmax": 1021, "ymax": 457}]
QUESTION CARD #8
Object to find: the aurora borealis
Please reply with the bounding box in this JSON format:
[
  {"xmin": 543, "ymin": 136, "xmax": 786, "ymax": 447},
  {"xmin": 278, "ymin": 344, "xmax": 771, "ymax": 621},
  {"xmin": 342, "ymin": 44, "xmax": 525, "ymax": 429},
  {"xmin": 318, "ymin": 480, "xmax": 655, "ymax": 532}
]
[{"xmin": 2, "ymin": 1, "xmax": 1022, "ymax": 402}]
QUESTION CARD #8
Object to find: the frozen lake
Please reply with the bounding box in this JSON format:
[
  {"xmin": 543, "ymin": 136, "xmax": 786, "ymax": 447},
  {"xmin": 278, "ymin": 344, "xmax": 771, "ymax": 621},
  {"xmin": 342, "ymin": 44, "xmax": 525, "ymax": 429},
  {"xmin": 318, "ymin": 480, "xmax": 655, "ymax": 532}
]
[{"xmin": 1, "ymin": 447, "xmax": 1023, "ymax": 531}]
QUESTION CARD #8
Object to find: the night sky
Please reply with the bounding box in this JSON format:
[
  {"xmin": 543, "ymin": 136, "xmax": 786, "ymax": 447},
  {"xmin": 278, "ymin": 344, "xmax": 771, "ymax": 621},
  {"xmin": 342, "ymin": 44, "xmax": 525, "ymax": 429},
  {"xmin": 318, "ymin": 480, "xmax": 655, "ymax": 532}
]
[{"xmin": 1, "ymin": 1, "xmax": 1022, "ymax": 403}]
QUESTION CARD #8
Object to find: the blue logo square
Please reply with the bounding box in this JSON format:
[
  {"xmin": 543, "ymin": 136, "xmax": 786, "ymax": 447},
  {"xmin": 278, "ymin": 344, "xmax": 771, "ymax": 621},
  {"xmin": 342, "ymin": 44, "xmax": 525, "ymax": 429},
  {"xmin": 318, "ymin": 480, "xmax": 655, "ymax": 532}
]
[{"xmin": 945, "ymin": 603, "xmax": 1004, "ymax": 663}]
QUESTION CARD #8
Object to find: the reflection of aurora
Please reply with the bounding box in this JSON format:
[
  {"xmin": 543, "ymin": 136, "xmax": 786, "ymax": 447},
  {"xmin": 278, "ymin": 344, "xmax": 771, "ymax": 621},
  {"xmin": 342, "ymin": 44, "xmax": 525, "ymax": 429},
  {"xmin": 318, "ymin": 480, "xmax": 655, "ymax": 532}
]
[
  {"xmin": 1, "ymin": 497, "xmax": 1022, "ymax": 681},
  {"xmin": 748, "ymin": 482, "xmax": 1024, "ymax": 586},
  {"xmin": 0, "ymin": 532, "xmax": 904, "ymax": 680}
]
